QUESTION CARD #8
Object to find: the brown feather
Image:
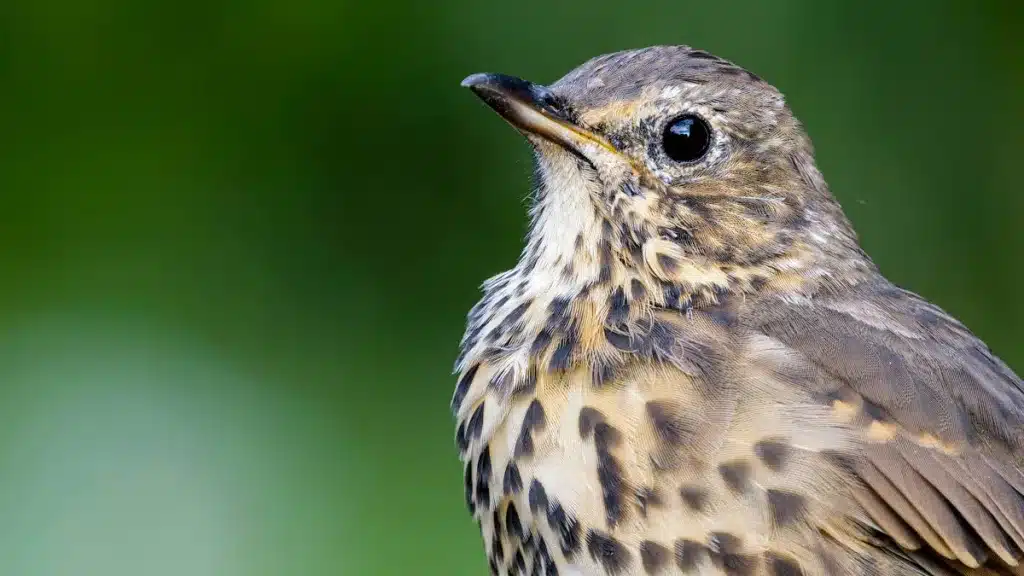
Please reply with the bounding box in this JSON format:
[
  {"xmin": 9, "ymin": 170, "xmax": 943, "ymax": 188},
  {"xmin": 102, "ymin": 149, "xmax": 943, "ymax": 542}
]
[{"xmin": 455, "ymin": 45, "xmax": 1024, "ymax": 576}]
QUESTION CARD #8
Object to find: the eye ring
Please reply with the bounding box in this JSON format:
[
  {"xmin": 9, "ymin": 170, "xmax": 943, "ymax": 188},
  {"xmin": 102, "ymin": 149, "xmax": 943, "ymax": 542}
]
[{"xmin": 662, "ymin": 114, "xmax": 712, "ymax": 163}]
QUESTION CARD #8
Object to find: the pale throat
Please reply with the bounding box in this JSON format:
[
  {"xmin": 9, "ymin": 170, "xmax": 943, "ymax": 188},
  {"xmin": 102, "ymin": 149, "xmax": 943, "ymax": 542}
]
[
  {"xmin": 518, "ymin": 149, "xmax": 607, "ymax": 294},
  {"xmin": 454, "ymin": 150, "xmax": 608, "ymax": 379}
]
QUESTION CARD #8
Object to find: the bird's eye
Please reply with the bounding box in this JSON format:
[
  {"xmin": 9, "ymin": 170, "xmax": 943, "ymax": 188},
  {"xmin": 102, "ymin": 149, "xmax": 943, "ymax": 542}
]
[{"xmin": 662, "ymin": 114, "xmax": 711, "ymax": 162}]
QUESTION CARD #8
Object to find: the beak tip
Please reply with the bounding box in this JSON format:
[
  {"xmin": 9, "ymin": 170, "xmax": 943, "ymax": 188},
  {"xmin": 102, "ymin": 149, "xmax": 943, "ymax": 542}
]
[{"xmin": 460, "ymin": 73, "xmax": 492, "ymax": 89}]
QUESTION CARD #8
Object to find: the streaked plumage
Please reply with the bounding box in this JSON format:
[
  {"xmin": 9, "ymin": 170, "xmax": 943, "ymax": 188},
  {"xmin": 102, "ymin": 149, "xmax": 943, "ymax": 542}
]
[{"xmin": 452, "ymin": 46, "xmax": 1024, "ymax": 576}]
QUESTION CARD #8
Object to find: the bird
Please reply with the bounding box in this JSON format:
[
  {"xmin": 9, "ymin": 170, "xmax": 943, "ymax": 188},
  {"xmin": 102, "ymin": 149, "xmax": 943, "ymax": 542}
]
[{"xmin": 451, "ymin": 45, "xmax": 1024, "ymax": 576}]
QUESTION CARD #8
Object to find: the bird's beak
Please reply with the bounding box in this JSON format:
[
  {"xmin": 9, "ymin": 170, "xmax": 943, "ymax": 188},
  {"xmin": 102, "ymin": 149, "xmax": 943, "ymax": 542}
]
[{"xmin": 461, "ymin": 73, "xmax": 618, "ymax": 158}]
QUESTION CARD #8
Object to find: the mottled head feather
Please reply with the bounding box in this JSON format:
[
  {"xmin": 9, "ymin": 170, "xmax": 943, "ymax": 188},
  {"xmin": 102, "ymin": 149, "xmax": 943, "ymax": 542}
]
[
  {"xmin": 551, "ymin": 45, "xmax": 769, "ymax": 109},
  {"xmin": 455, "ymin": 45, "xmax": 874, "ymax": 381}
]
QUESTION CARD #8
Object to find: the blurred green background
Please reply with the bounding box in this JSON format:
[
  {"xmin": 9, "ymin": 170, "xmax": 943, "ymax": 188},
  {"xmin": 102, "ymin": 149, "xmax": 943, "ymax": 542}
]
[{"xmin": 0, "ymin": 0, "xmax": 1020, "ymax": 574}]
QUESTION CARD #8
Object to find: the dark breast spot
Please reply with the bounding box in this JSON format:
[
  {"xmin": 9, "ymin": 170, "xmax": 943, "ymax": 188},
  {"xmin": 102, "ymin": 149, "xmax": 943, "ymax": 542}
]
[
  {"xmin": 547, "ymin": 502, "xmax": 581, "ymax": 556},
  {"xmin": 524, "ymin": 398, "xmax": 546, "ymax": 428},
  {"xmin": 455, "ymin": 422, "xmax": 468, "ymax": 453},
  {"xmin": 548, "ymin": 321, "xmax": 579, "ymax": 372},
  {"xmin": 598, "ymin": 240, "xmax": 613, "ymax": 283},
  {"xmin": 545, "ymin": 296, "xmax": 572, "ymax": 336},
  {"xmin": 515, "ymin": 399, "xmax": 547, "ymax": 458},
  {"xmin": 537, "ymin": 537, "xmax": 552, "ymax": 564},
  {"xmin": 657, "ymin": 254, "xmax": 679, "ymax": 275},
  {"xmin": 679, "ymin": 485, "xmax": 708, "ymax": 512},
  {"xmin": 468, "ymin": 401, "xmax": 486, "ymax": 440},
  {"xmin": 475, "ymin": 446, "xmax": 492, "ymax": 506},
  {"xmin": 717, "ymin": 552, "xmax": 758, "ymax": 576},
  {"xmin": 530, "ymin": 329, "xmax": 553, "ymax": 355},
  {"xmin": 675, "ymin": 539, "xmax": 706, "ymax": 572},
  {"xmin": 514, "ymin": 427, "xmax": 536, "ymax": 465},
  {"xmin": 708, "ymin": 533, "xmax": 757, "ymax": 576},
  {"xmin": 512, "ymin": 548, "xmax": 526, "ymax": 573},
  {"xmin": 505, "ymin": 501, "xmax": 524, "ymax": 540},
  {"xmin": 607, "ymin": 286, "xmax": 629, "ymax": 325},
  {"xmin": 718, "ymin": 460, "xmax": 752, "ymax": 493},
  {"xmin": 479, "ymin": 346, "xmax": 504, "ymax": 363},
  {"xmin": 765, "ymin": 552, "xmax": 803, "ymax": 576},
  {"xmin": 464, "ymin": 460, "xmax": 475, "ymax": 514},
  {"xmin": 630, "ymin": 278, "xmax": 647, "ymax": 300},
  {"xmin": 492, "ymin": 531, "xmax": 505, "ymax": 562},
  {"xmin": 528, "ymin": 479, "xmax": 549, "ymax": 513},
  {"xmin": 503, "ymin": 462, "xmax": 523, "ymax": 495},
  {"xmin": 578, "ymin": 406, "xmax": 606, "ymax": 438},
  {"xmin": 709, "ymin": 532, "xmax": 743, "ymax": 554},
  {"xmin": 595, "ymin": 427, "xmax": 626, "ymax": 528},
  {"xmin": 593, "ymin": 422, "xmax": 622, "ymax": 450},
  {"xmin": 586, "ymin": 529, "xmax": 632, "ymax": 574},
  {"xmin": 639, "ymin": 540, "xmax": 670, "ymax": 574},
  {"xmin": 765, "ymin": 489, "xmax": 808, "ymax": 528},
  {"xmin": 754, "ymin": 438, "xmax": 790, "ymax": 471},
  {"xmin": 646, "ymin": 400, "xmax": 697, "ymax": 446},
  {"xmin": 492, "ymin": 508, "xmax": 503, "ymax": 540},
  {"xmin": 625, "ymin": 235, "xmax": 645, "ymax": 264},
  {"xmin": 492, "ymin": 300, "xmax": 531, "ymax": 338},
  {"xmin": 451, "ymin": 364, "xmax": 479, "ymax": 414}
]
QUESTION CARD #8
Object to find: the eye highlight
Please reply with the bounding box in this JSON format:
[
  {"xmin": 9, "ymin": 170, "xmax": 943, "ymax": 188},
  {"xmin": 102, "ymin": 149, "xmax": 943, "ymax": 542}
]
[{"xmin": 662, "ymin": 114, "xmax": 711, "ymax": 163}]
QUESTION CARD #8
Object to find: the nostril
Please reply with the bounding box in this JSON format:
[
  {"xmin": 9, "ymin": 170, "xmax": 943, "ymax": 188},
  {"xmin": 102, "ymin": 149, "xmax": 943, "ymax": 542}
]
[{"xmin": 532, "ymin": 86, "xmax": 563, "ymax": 113}]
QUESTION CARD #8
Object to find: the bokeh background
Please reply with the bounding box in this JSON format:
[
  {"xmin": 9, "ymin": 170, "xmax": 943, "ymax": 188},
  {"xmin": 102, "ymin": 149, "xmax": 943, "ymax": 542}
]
[{"xmin": 0, "ymin": 0, "xmax": 1020, "ymax": 574}]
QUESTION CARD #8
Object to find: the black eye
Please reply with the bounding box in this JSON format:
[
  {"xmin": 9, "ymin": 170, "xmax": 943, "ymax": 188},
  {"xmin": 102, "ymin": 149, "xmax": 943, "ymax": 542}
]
[{"xmin": 662, "ymin": 114, "xmax": 711, "ymax": 162}]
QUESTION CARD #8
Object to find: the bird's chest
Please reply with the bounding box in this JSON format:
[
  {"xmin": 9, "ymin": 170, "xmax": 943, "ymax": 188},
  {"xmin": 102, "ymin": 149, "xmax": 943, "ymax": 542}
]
[
  {"xmin": 453, "ymin": 352, "xmax": 738, "ymax": 576},
  {"xmin": 456, "ymin": 364, "xmax": 596, "ymax": 575},
  {"xmin": 451, "ymin": 297, "xmax": 864, "ymax": 576}
]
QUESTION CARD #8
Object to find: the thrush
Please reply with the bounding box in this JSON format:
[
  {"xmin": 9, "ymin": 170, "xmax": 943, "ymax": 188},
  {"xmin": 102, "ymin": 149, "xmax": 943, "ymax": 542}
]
[{"xmin": 452, "ymin": 46, "xmax": 1024, "ymax": 576}]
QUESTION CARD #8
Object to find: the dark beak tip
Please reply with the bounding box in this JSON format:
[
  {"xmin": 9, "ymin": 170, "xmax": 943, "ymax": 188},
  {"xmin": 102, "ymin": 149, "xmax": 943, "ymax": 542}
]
[
  {"xmin": 460, "ymin": 73, "xmax": 539, "ymax": 98},
  {"xmin": 460, "ymin": 73, "xmax": 493, "ymax": 89}
]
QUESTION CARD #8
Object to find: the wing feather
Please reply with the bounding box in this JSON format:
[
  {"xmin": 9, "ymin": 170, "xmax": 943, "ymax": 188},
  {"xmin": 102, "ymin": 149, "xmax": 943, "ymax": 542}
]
[{"xmin": 747, "ymin": 279, "xmax": 1024, "ymax": 573}]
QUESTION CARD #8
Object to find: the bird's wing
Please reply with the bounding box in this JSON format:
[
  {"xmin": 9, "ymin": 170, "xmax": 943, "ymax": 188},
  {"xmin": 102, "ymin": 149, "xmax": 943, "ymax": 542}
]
[{"xmin": 747, "ymin": 279, "xmax": 1024, "ymax": 574}]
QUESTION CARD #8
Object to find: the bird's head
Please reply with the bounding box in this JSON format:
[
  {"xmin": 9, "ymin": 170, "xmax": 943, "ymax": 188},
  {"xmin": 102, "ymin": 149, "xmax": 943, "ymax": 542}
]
[
  {"xmin": 464, "ymin": 46, "xmax": 871, "ymax": 308},
  {"xmin": 456, "ymin": 46, "xmax": 876, "ymax": 377}
]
